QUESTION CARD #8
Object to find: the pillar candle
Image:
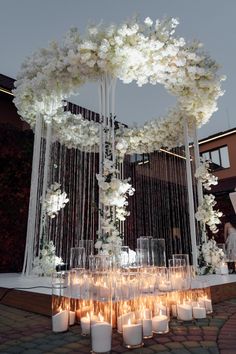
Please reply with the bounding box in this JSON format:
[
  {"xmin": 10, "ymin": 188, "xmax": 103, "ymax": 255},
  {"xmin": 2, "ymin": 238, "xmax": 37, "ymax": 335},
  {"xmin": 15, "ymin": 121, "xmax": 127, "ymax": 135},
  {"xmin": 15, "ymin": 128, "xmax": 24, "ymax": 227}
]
[
  {"xmin": 91, "ymin": 322, "xmax": 112, "ymax": 352},
  {"xmin": 52, "ymin": 310, "xmax": 69, "ymax": 332},
  {"xmin": 192, "ymin": 305, "xmax": 206, "ymax": 319},
  {"xmin": 117, "ymin": 312, "xmax": 134, "ymax": 333},
  {"xmin": 152, "ymin": 315, "xmax": 169, "ymax": 333},
  {"xmin": 81, "ymin": 314, "xmax": 91, "ymax": 335},
  {"xmin": 177, "ymin": 304, "xmax": 192, "ymax": 321},
  {"xmin": 123, "ymin": 322, "xmax": 142, "ymax": 347}
]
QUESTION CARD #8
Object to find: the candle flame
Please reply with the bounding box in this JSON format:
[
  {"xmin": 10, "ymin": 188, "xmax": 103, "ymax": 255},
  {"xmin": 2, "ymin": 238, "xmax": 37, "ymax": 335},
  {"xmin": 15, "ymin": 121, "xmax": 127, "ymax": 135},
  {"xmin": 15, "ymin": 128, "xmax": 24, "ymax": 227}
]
[
  {"xmin": 86, "ymin": 312, "xmax": 90, "ymax": 319},
  {"xmin": 128, "ymin": 318, "xmax": 131, "ymax": 325},
  {"xmin": 98, "ymin": 312, "xmax": 104, "ymax": 322}
]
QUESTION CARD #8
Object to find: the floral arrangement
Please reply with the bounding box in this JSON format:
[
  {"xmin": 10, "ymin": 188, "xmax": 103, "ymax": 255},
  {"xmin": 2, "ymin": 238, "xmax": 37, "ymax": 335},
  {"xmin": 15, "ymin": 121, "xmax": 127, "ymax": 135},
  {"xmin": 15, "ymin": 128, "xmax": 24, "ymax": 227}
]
[
  {"xmin": 42, "ymin": 182, "xmax": 69, "ymax": 218},
  {"xmin": 195, "ymin": 194, "xmax": 223, "ymax": 233},
  {"xmin": 95, "ymin": 158, "xmax": 134, "ymax": 253},
  {"xmin": 195, "ymin": 158, "xmax": 224, "ymax": 273},
  {"xmin": 195, "ymin": 157, "xmax": 222, "ymax": 233},
  {"xmin": 195, "ymin": 158, "xmax": 218, "ymax": 190},
  {"xmin": 197, "ymin": 237, "xmax": 225, "ymax": 275},
  {"xmin": 32, "ymin": 183, "xmax": 68, "ymax": 275},
  {"xmin": 13, "ymin": 17, "xmax": 224, "ymax": 154},
  {"xmin": 32, "ymin": 241, "xmax": 63, "ymax": 276}
]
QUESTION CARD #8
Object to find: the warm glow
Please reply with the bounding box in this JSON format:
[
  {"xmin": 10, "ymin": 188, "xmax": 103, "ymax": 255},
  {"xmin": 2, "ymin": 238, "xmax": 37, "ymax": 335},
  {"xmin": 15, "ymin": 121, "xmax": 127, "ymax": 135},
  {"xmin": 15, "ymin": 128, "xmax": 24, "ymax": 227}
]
[
  {"xmin": 128, "ymin": 318, "xmax": 131, "ymax": 326},
  {"xmin": 98, "ymin": 312, "xmax": 104, "ymax": 322}
]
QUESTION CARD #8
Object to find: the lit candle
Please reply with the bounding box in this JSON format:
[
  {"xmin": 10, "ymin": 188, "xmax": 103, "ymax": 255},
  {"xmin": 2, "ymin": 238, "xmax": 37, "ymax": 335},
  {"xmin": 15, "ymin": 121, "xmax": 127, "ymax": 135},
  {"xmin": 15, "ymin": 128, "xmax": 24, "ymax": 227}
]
[
  {"xmin": 69, "ymin": 311, "xmax": 75, "ymax": 326},
  {"xmin": 80, "ymin": 313, "xmax": 91, "ymax": 335},
  {"xmin": 52, "ymin": 310, "xmax": 69, "ymax": 332},
  {"xmin": 155, "ymin": 302, "xmax": 167, "ymax": 315},
  {"xmin": 91, "ymin": 321, "xmax": 112, "ymax": 352},
  {"xmin": 192, "ymin": 304, "xmax": 206, "ymax": 319},
  {"xmin": 123, "ymin": 319, "xmax": 143, "ymax": 348},
  {"xmin": 177, "ymin": 303, "xmax": 192, "ymax": 321},
  {"xmin": 152, "ymin": 314, "xmax": 169, "ymax": 333},
  {"xmin": 117, "ymin": 312, "xmax": 134, "ymax": 333}
]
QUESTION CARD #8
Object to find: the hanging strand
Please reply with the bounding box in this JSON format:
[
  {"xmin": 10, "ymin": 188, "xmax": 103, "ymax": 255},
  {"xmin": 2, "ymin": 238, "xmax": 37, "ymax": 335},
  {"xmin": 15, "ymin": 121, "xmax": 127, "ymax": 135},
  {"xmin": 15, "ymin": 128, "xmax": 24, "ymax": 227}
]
[{"xmin": 22, "ymin": 112, "xmax": 43, "ymax": 275}]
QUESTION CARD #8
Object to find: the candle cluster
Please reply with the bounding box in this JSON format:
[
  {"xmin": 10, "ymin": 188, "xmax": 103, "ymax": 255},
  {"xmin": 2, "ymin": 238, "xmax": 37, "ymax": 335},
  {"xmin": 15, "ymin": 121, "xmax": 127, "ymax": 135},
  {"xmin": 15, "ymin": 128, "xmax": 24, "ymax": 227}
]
[{"xmin": 52, "ymin": 266, "xmax": 213, "ymax": 352}]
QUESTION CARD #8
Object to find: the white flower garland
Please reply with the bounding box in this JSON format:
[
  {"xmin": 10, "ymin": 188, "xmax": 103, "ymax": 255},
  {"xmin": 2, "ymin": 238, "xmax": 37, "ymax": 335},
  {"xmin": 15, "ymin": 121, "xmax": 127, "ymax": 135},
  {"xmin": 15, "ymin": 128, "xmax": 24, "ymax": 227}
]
[
  {"xmin": 195, "ymin": 194, "xmax": 223, "ymax": 233},
  {"xmin": 195, "ymin": 158, "xmax": 224, "ymax": 274},
  {"xmin": 195, "ymin": 158, "xmax": 218, "ymax": 190},
  {"xmin": 13, "ymin": 17, "xmax": 224, "ymax": 153}
]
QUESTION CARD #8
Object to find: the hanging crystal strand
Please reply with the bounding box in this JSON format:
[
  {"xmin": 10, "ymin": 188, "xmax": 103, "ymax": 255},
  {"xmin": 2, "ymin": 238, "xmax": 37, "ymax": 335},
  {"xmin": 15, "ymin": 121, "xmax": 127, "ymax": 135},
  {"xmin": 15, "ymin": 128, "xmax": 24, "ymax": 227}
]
[
  {"xmin": 86, "ymin": 146, "xmax": 92, "ymax": 241},
  {"xmin": 184, "ymin": 119, "xmax": 198, "ymax": 268},
  {"xmin": 193, "ymin": 123, "xmax": 206, "ymax": 243},
  {"xmin": 22, "ymin": 111, "xmax": 43, "ymax": 275}
]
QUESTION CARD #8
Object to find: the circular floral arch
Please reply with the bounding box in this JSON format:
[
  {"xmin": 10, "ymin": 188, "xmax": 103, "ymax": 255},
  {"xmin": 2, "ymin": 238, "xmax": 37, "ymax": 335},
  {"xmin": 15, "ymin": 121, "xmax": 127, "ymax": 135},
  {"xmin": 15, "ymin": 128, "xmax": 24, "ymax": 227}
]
[{"xmin": 14, "ymin": 17, "xmax": 224, "ymax": 156}]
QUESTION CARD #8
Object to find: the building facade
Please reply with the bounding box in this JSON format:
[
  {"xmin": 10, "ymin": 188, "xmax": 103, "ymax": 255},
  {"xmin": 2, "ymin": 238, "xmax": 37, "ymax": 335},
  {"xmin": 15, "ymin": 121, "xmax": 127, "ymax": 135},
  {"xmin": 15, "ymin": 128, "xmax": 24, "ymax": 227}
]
[{"xmin": 199, "ymin": 128, "xmax": 236, "ymax": 242}]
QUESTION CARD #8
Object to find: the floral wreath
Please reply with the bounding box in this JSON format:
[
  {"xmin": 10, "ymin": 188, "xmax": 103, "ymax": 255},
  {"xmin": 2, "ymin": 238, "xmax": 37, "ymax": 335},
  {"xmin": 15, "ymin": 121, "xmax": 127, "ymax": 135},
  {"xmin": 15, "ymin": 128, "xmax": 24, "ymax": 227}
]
[{"xmin": 13, "ymin": 17, "xmax": 224, "ymax": 156}]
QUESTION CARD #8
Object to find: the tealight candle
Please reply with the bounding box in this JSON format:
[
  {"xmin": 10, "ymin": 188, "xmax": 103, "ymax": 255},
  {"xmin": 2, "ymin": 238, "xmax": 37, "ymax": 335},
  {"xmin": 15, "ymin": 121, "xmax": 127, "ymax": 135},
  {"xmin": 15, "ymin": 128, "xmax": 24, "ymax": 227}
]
[
  {"xmin": 91, "ymin": 322, "xmax": 112, "ymax": 353},
  {"xmin": 192, "ymin": 304, "xmax": 206, "ymax": 319},
  {"xmin": 152, "ymin": 314, "xmax": 169, "ymax": 333},
  {"xmin": 177, "ymin": 303, "xmax": 193, "ymax": 321},
  {"xmin": 52, "ymin": 310, "xmax": 69, "ymax": 332},
  {"xmin": 123, "ymin": 320, "xmax": 143, "ymax": 348}
]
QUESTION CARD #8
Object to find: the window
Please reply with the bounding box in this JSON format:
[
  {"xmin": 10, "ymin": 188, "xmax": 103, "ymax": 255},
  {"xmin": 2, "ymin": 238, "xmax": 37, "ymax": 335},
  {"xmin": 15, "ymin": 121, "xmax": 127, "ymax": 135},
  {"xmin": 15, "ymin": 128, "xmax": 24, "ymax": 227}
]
[
  {"xmin": 201, "ymin": 145, "xmax": 230, "ymax": 170},
  {"xmin": 130, "ymin": 153, "xmax": 150, "ymax": 165}
]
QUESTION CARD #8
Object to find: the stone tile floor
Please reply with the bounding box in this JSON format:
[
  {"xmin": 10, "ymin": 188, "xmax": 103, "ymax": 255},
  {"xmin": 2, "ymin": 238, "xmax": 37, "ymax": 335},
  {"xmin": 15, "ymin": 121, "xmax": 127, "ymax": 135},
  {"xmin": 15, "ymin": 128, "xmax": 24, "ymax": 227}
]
[{"xmin": 1, "ymin": 299, "xmax": 236, "ymax": 354}]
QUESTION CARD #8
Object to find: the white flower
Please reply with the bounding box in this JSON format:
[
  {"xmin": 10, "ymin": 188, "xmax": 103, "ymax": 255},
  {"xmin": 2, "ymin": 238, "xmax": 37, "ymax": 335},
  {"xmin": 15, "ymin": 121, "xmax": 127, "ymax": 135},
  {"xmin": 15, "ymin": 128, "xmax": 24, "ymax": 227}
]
[
  {"xmin": 32, "ymin": 241, "xmax": 63, "ymax": 276},
  {"xmin": 42, "ymin": 183, "xmax": 69, "ymax": 218},
  {"xmin": 144, "ymin": 17, "xmax": 153, "ymax": 27},
  {"xmin": 13, "ymin": 17, "xmax": 224, "ymax": 155}
]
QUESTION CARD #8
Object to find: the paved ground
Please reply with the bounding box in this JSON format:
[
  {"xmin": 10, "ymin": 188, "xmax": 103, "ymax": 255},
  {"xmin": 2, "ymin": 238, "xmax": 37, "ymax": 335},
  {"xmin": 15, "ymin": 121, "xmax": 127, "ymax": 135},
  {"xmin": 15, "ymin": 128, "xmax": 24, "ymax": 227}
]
[{"xmin": 0, "ymin": 299, "xmax": 236, "ymax": 354}]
